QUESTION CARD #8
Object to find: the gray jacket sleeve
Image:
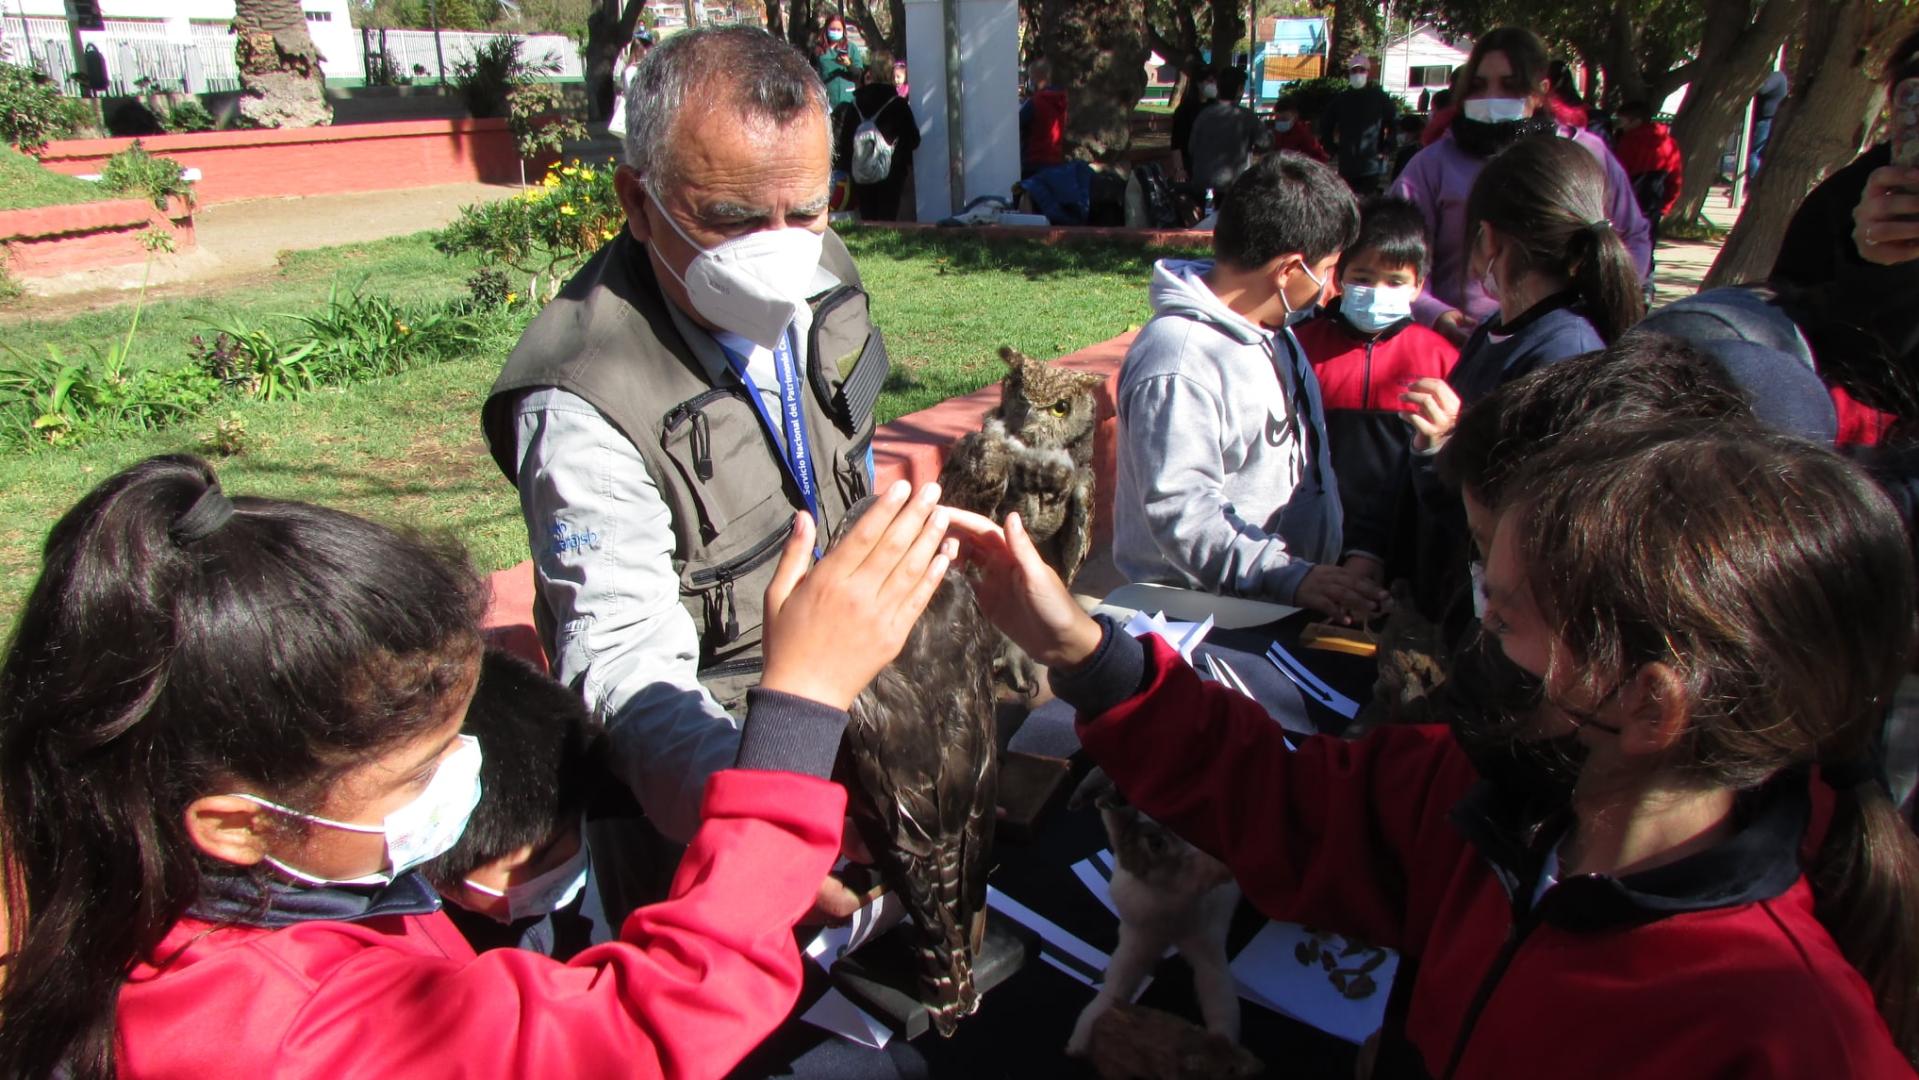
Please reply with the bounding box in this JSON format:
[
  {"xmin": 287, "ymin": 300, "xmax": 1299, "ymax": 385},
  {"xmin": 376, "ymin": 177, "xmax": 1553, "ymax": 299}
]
[
  {"xmin": 1118, "ymin": 372, "xmax": 1316, "ymax": 602},
  {"xmin": 512, "ymin": 387, "xmax": 742, "ymax": 844}
]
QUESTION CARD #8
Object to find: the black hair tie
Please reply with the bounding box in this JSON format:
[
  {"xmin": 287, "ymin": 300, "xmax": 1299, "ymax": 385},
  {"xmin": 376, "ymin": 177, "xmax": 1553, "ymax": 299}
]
[
  {"xmin": 1585, "ymin": 218, "xmax": 1614, "ymax": 238},
  {"xmin": 1821, "ymin": 752, "xmax": 1891, "ymax": 798},
  {"xmin": 170, "ymin": 484, "xmax": 236, "ymax": 544}
]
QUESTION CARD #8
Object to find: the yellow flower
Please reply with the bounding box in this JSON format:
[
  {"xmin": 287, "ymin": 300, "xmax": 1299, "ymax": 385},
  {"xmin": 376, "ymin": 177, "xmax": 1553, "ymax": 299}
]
[
  {"xmin": 560, "ymin": 204, "xmax": 577, "ymax": 216},
  {"xmin": 522, "ymin": 185, "xmax": 548, "ymax": 201},
  {"xmin": 601, "ymin": 227, "xmax": 617, "ymax": 240},
  {"xmin": 506, "ymin": 292, "xmax": 519, "ymax": 305},
  {"xmin": 543, "ymin": 173, "xmax": 561, "ymax": 188},
  {"xmin": 396, "ymin": 322, "xmax": 411, "ymax": 335},
  {"xmin": 579, "ymin": 168, "xmax": 596, "ymax": 181},
  {"xmin": 561, "ymin": 166, "xmax": 577, "ymax": 177}
]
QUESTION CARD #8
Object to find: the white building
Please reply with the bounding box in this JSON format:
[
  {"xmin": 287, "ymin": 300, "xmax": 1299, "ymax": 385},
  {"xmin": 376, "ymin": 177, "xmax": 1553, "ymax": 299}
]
[
  {"xmin": 0, "ymin": 0, "xmax": 581, "ymax": 94},
  {"xmin": 1377, "ymin": 24, "xmax": 1470, "ymax": 108}
]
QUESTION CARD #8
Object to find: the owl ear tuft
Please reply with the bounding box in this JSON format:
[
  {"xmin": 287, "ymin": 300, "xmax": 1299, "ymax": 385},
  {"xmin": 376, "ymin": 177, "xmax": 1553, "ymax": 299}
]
[{"xmin": 997, "ymin": 346, "xmax": 1027, "ymax": 371}]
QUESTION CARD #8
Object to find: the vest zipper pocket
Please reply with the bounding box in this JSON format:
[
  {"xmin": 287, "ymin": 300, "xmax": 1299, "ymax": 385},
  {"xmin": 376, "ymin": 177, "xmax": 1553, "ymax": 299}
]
[
  {"xmin": 663, "ymin": 388, "xmax": 738, "ymax": 483},
  {"xmin": 689, "ymin": 518, "xmax": 795, "ymax": 646}
]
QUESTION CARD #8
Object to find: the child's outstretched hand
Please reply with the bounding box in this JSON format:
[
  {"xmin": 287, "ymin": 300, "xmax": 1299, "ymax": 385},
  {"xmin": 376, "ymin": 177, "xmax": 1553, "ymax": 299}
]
[
  {"xmin": 760, "ymin": 481, "xmax": 956, "ymax": 710},
  {"xmin": 1401, "ymin": 376, "xmax": 1462, "ymax": 453},
  {"xmin": 952, "ymin": 511, "xmax": 1105, "ymax": 670}
]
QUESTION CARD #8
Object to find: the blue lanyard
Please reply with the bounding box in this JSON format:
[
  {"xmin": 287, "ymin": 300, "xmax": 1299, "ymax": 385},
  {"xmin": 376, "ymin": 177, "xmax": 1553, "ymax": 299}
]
[{"xmin": 722, "ymin": 329, "xmax": 823, "ymax": 552}]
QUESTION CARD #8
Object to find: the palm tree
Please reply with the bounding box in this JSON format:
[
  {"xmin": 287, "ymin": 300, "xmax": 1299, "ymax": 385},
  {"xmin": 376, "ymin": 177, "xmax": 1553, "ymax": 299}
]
[{"xmin": 233, "ymin": 0, "xmax": 332, "ymax": 127}]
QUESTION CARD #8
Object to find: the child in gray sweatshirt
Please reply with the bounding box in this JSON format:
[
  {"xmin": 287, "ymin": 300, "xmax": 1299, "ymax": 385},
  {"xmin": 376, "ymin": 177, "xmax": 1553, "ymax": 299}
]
[{"xmin": 1113, "ymin": 152, "xmax": 1388, "ymax": 622}]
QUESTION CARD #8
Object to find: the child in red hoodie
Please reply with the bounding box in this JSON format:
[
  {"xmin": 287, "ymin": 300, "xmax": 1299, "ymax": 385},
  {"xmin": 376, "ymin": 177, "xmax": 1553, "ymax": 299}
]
[
  {"xmin": 1267, "ymin": 95, "xmax": 1328, "ymax": 163},
  {"xmin": 1294, "ymin": 197, "xmax": 1458, "ymax": 584},
  {"xmin": 1611, "ymin": 101, "xmax": 1683, "ymax": 236}
]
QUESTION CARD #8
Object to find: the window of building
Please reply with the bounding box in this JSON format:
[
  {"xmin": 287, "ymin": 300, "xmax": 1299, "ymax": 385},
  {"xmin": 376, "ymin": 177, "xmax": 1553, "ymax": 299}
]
[
  {"xmin": 1408, "ymin": 64, "xmax": 1450, "ymax": 88},
  {"xmin": 304, "ymin": 10, "xmax": 332, "ymax": 21}
]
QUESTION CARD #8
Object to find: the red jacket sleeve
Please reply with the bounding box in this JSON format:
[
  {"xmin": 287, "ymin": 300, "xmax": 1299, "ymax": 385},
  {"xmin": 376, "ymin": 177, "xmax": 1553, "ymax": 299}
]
[
  {"xmin": 1075, "ymin": 634, "xmax": 1478, "ymax": 951},
  {"xmin": 274, "ymin": 770, "xmax": 844, "ymax": 1079}
]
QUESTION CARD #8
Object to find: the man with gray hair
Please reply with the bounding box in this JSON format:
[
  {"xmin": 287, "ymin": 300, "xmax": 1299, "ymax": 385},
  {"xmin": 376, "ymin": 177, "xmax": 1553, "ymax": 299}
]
[{"xmin": 482, "ymin": 27, "xmax": 887, "ymax": 878}]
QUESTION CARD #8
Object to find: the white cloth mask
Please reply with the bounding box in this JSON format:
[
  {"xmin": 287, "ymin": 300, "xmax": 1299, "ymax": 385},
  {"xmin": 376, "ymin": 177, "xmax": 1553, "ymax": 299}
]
[
  {"xmin": 1461, "ymin": 97, "xmax": 1530, "ymax": 123},
  {"xmin": 1199, "ymin": 81, "xmax": 1219, "ymax": 100},
  {"xmin": 463, "ymin": 834, "xmax": 590, "ymax": 924},
  {"xmin": 648, "ymin": 186, "xmax": 825, "ymax": 350},
  {"xmin": 233, "ymin": 734, "xmax": 484, "ymax": 888},
  {"xmin": 1349, "ymin": 72, "xmax": 1369, "ymax": 88},
  {"xmin": 1341, "ymin": 283, "xmax": 1416, "ymax": 334},
  {"xmin": 1470, "ymin": 559, "xmax": 1490, "ymax": 621}
]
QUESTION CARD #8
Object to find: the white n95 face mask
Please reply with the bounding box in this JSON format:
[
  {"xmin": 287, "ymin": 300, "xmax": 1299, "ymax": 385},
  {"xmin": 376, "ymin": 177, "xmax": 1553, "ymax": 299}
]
[
  {"xmin": 1349, "ymin": 72, "xmax": 1369, "ymax": 88},
  {"xmin": 1461, "ymin": 97, "xmax": 1530, "ymax": 123},
  {"xmin": 1340, "ymin": 283, "xmax": 1416, "ymax": 334},
  {"xmin": 463, "ymin": 836, "xmax": 591, "ymax": 924},
  {"xmin": 648, "ymin": 186, "xmax": 825, "ymax": 350},
  {"xmin": 233, "ymin": 734, "xmax": 484, "ymax": 888}
]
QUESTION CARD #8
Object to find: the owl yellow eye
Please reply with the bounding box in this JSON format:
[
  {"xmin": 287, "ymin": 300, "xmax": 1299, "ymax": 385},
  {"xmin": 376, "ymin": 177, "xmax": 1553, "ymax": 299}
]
[{"xmin": 1050, "ymin": 401, "xmax": 1071, "ymax": 417}]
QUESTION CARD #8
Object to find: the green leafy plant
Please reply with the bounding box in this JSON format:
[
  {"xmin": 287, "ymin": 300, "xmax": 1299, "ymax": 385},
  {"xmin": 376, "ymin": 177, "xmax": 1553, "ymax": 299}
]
[
  {"xmin": 190, "ymin": 318, "xmax": 319, "ymax": 401},
  {"xmin": 283, "ymin": 285, "xmax": 470, "ymax": 382},
  {"xmin": 454, "ymin": 36, "xmax": 526, "ymax": 119},
  {"xmin": 507, "ymin": 80, "xmax": 584, "ymax": 161},
  {"xmin": 100, "ymin": 141, "xmax": 195, "ymax": 210},
  {"xmin": 164, "ymin": 98, "xmax": 217, "ymax": 133},
  {"xmin": 197, "ymin": 412, "xmax": 250, "ymax": 457},
  {"xmin": 466, "ymin": 266, "xmax": 512, "ymax": 308},
  {"xmin": 1269, "ymin": 75, "xmax": 1397, "ymax": 124},
  {"xmin": 435, "ymin": 160, "xmax": 620, "ymax": 302},
  {"xmin": 0, "ymin": 61, "xmax": 85, "ymax": 155}
]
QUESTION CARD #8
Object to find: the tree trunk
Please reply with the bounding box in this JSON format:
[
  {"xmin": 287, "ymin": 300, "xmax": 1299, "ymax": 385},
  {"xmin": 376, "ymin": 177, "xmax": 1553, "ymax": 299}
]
[
  {"xmin": 1664, "ymin": 0, "xmax": 1807, "ymax": 224},
  {"xmin": 1705, "ymin": 0, "xmax": 1919, "ymax": 287},
  {"xmin": 1327, "ymin": 0, "xmax": 1371, "ymax": 72},
  {"xmin": 787, "ymin": 0, "xmax": 819, "ymax": 50},
  {"xmin": 847, "ymin": 0, "xmax": 906, "ymax": 59},
  {"xmin": 1210, "ymin": 0, "xmax": 1245, "ymax": 71},
  {"xmin": 1039, "ymin": 0, "xmax": 1150, "ymax": 162},
  {"xmin": 764, "ymin": 0, "xmax": 784, "ymax": 41},
  {"xmin": 584, "ymin": 0, "xmax": 644, "ymax": 122},
  {"xmin": 233, "ymin": 0, "xmax": 332, "ymax": 128}
]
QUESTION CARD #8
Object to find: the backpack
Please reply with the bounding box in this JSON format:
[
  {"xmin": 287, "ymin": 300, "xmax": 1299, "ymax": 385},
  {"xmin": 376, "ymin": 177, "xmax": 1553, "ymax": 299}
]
[{"xmin": 849, "ymin": 97, "xmax": 900, "ymax": 185}]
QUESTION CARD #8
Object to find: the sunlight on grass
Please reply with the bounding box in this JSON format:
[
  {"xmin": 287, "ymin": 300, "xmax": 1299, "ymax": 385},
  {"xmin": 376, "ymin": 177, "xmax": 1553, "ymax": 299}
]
[{"xmin": 0, "ymin": 224, "xmax": 1204, "ymax": 619}]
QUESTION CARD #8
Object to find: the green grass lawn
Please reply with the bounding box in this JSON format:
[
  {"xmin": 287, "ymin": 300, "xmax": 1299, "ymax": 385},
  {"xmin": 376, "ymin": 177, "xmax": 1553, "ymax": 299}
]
[
  {"xmin": 0, "ymin": 223, "xmax": 1202, "ymax": 619},
  {"xmin": 0, "ymin": 147, "xmax": 113, "ymax": 212}
]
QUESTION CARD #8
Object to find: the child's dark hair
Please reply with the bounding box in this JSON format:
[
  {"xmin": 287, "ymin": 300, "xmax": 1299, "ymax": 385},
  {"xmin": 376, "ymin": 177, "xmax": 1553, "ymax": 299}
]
[
  {"xmin": 1615, "ymin": 100, "xmax": 1653, "ymax": 123},
  {"xmin": 1342, "ymin": 196, "xmax": 1431, "ymax": 280},
  {"xmin": 1217, "ymin": 66, "xmax": 1247, "ymax": 102},
  {"xmin": 1502, "ymin": 429, "xmax": 1919, "ymax": 1062},
  {"xmin": 1438, "ymin": 333, "xmax": 1753, "ymax": 504},
  {"xmin": 1214, "ymin": 150, "xmax": 1360, "ymax": 270},
  {"xmin": 1397, "ymin": 112, "xmax": 1425, "ymax": 135},
  {"xmin": 1466, "ymin": 134, "xmax": 1645, "ymax": 343},
  {"xmin": 421, "ymin": 649, "xmax": 596, "ymax": 890},
  {"xmin": 0, "ymin": 455, "xmax": 486, "ymax": 1080}
]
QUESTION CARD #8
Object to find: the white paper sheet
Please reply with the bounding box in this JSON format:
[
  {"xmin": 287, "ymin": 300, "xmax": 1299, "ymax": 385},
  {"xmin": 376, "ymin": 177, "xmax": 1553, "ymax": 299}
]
[
  {"xmin": 799, "ymin": 989, "xmax": 895, "ymax": 1049},
  {"xmin": 1123, "ymin": 610, "xmax": 1215, "ymax": 664},
  {"xmin": 803, "ymin": 890, "xmax": 906, "ymax": 967},
  {"xmin": 1229, "ymin": 922, "xmax": 1398, "ymax": 1044},
  {"xmin": 1266, "ymin": 642, "xmax": 1362, "ymax": 719}
]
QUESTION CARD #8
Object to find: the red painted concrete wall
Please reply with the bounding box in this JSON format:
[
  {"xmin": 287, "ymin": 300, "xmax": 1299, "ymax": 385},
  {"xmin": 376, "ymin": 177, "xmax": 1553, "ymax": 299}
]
[
  {"xmin": 0, "ymin": 196, "xmax": 195, "ymax": 277},
  {"xmin": 481, "ymin": 331, "xmax": 1137, "ymax": 657},
  {"xmin": 36, "ymin": 120, "xmax": 521, "ymax": 205}
]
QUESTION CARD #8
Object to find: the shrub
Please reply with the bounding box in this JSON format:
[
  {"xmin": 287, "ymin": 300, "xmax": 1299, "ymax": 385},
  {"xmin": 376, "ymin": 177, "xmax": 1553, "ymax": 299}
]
[
  {"xmin": 365, "ymin": 49, "xmax": 413, "ymax": 87},
  {"xmin": 164, "ymin": 98, "xmax": 217, "ymax": 133},
  {"xmin": 0, "ymin": 62, "xmax": 84, "ymax": 155},
  {"xmin": 99, "ymin": 141, "xmax": 195, "ymax": 210},
  {"xmin": 1272, "ymin": 75, "xmax": 1397, "ymax": 125},
  {"xmin": 435, "ymin": 160, "xmax": 621, "ymax": 302},
  {"xmin": 454, "ymin": 36, "xmax": 523, "ymax": 119},
  {"xmin": 507, "ymin": 80, "xmax": 584, "ymax": 161}
]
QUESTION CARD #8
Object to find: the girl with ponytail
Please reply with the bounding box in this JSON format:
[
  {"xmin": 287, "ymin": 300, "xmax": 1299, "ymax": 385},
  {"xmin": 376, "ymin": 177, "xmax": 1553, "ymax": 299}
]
[
  {"xmin": 0, "ymin": 454, "xmax": 964, "ymax": 1079},
  {"xmin": 960, "ymin": 424, "xmax": 1919, "ymax": 1075},
  {"xmin": 1399, "ymin": 135, "xmax": 1645, "ymax": 456}
]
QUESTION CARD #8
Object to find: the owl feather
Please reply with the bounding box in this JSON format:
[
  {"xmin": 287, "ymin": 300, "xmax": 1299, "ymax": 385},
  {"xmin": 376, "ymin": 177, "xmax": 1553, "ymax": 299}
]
[{"xmin": 837, "ymin": 502, "xmax": 1001, "ymax": 1037}]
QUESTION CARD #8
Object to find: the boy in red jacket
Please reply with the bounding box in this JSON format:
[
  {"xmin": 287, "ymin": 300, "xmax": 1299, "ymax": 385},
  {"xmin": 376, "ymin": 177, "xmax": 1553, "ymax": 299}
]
[
  {"xmin": 1612, "ymin": 101, "xmax": 1683, "ymax": 236},
  {"xmin": 1268, "ymin": 96, "xmax": 1328, "ymax": 163},
  {"xmin": 1020, "ymin": 57, "xmax": 1069, "ymax": 177},
  {"xmin": 1294, "ymin": 197, "xmax": 1457, "ymax": 585}
]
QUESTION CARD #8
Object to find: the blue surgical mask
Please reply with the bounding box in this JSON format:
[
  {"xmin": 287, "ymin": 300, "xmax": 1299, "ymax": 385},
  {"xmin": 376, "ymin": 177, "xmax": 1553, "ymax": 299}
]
[
  {"xmin": 1340, "ymin": 282, "xmax": 1416, "ymax": 334},
  {"xmin": 1280, "ymin": 259, "xmax": 1327, "ymax": 327},
  {"xmin": 826, "ymin": 27, "xmax": 844, "ymax": 42},
  {"xmin": 1273, "ymin": 118, "xmax": 1296, "ymax": 133}
]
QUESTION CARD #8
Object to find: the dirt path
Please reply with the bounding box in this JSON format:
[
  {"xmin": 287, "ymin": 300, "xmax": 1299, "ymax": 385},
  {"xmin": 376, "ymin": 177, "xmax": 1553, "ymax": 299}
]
[{"xmin": 7, "ymin": 181, "xmax": 521, "ymax": 320}]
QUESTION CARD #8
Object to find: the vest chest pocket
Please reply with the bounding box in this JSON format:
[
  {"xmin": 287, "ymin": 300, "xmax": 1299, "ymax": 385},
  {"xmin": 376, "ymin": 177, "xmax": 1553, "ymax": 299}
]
[{"xmin": 659, "ymin": 386, "xmax": 789, "ymax": 545}]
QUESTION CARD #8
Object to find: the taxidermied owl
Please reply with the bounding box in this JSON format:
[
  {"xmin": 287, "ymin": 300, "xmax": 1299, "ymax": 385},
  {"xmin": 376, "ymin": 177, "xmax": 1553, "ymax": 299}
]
[
  {"xmin": 836, "ymin": 502, "xmax": 1001, "ymax": 1037},
  {"xmin": 939, "ymin": 345, "xmax": 1105, "ymax": 588}
]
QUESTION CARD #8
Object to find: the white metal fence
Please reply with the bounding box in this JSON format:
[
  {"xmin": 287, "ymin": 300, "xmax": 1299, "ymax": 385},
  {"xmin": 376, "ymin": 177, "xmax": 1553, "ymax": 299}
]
[
  {"xmin": 0, "ymin": 16, "xmax": 583, "ymax": 96},
  {"xmin": 358, "ymin": 28, "xmax": 584, "ymax": 84}
]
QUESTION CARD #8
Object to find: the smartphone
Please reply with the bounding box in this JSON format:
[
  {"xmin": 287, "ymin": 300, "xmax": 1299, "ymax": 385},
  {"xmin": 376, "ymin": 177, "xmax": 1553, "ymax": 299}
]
[{"xmin": 1894, "ymin": 77, "xmax": 1919, "ymax": 167}]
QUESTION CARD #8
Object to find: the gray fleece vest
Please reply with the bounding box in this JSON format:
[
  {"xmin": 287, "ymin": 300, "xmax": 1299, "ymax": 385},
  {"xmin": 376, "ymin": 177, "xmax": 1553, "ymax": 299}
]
[{"xmin": 482, "ymin": 230, "xmax": 888, "ymax": 708}]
